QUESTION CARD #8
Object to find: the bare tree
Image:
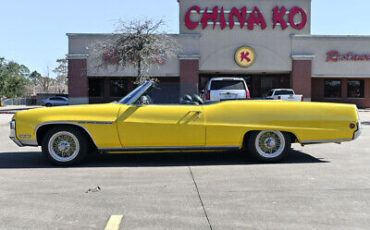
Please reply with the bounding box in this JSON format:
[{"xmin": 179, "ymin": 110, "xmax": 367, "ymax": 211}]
[
  {"xmin": 53, "ymin": 58, "xmax": 68, "ymax": 93},
  {"xmin": 92, "ymin": 19, "xmax": 179, "ymax": 84},
  {"xmin": 38, "ymin": 66, "xmax": 55, "ymax": 93}
]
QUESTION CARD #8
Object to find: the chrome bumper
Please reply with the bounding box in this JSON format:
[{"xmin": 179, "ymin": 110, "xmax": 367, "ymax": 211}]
[
  {"xmin": 9, "ymin": 120, "xmax": 23, "ymax": 147},
  {"xmin": 353, "ymin": 121, "xmax": 362, "ymax": 140}
]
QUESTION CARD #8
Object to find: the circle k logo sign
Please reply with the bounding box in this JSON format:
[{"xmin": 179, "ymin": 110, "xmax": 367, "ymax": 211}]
[{"xmin": 235, "ymin": 46, "xmax": 256, "ymax": 68}]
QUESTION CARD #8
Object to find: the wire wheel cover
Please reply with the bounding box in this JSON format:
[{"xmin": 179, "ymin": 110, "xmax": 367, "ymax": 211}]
[
  {"xmin": 255, "ymin": 131, "xmax": 285, "ymax": 158},
  {"xmin": 48, "ymin": 131, "xmax": 80, "ymax": 162}
]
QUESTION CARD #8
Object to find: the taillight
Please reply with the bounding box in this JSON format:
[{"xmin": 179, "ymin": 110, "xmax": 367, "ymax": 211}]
[
  {"xmin": 206, "ymin": 91, "xmax": 210, "ymax": 100},
  {"xmin": 278, "ymin": 96, "xmax": 281, "ymax": 100},
  {"xmin": 246, "ymin": 91, "xmax": 250, "ymax": 99},
  {"xmin": 301, "ymin": 96, "xmax": 304, "ymax": 102}
]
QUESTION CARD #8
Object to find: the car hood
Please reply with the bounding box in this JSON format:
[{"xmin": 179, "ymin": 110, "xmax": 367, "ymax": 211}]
[{"xmin": 14, "ymin": 103, "xmax": 123, "ymax": 124}]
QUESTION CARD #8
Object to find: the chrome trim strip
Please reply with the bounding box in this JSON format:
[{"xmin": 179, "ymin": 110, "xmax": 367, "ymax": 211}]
[
  {"xmin": 100, "ymin": 146, "xmax": 240, "ymax": 152},
  {"xmin": 19, "ymin": 139, "xmax": 38, "ymax": 146},
  {"xmin": 301, "ymin": 139, "xmax": 352, "ymax": 144},
  {"xmin": 77, "ymin": 121, "xmax": 114, "ymax": 125},
  {"xmin": 35, "ymin": 121, "xmax": 100, "ymax": 148}
]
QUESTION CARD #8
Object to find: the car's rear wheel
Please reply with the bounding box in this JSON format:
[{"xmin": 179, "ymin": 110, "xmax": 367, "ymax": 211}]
[
  {"xmin": 42, "ymin": 126, "xmax": 88, "ymax": 166},
  {"xmin": 45, "ymin": 103, "xmax": 52, "ymax": 107},
  {"xmin": 247, "ymin": 130, "xmax": 291, "ymax": 162}
]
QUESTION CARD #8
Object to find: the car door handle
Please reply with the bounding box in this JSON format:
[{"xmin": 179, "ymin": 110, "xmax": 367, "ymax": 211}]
[{"xmin": 190, "ymin": 111, "xmax": 202, "ymax": 118}]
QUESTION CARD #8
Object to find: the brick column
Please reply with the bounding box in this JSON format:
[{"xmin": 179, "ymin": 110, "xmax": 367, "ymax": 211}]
[
  {"xmin": 179, "ymin": 55, "xmax": 200, "ymax": 96},
  {"xmin": 291, "ymin": 55, "xmax": 314, "ymax": 101},
  {"xmin": 68, "ymin": 57, "xmax": 89, "ymax": 104},
  {"xmin": 311, "ymin": 78, "xmax": 324, "ymax": 100},
  {"xmin": 365, "ymin": 79, "xmax": 370, "ymax": 99},
  {"xmin": 363, "ymin": 79, "xmax": 370, "ymax": 108}
]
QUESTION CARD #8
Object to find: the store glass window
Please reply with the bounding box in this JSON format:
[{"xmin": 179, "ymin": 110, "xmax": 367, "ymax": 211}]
[
  {"xmin": 88, "ymin": 78, "xmax": 104, "ymax": 97},
  {"xmin": 110, "ymin": 79, "xmax": 129, "ymax": 97},
  {"xmin": 347, "ymin": 80, "xmax": 364, "ymax": 98},
  {"xmin": 324, "ymin": 80, "xmax": 342, "ymax": 98}
]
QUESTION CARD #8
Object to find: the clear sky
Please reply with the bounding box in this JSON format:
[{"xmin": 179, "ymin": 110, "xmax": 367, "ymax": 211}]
[{"xmin": 1, "ymin": 0, "xmax": 370, "ymax": 77}]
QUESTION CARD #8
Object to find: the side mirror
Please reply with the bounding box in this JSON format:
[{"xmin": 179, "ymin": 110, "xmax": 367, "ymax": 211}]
[{"xmin": 138, "ymin": 96, "xmax": 149, "ymax": 106}]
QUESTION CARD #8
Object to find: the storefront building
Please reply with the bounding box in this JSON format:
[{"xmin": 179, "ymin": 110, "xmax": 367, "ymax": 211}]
[{"xmin": 67, "ymin": 0, "xmax": 370, "ymax": 108}]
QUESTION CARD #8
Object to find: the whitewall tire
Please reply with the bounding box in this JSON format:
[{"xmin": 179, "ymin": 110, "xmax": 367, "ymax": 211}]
[
  {"xmin": 248, "ymin": 130, "xmax": 291, "ymax": 162},
  {"xmin": 42, "ymin": 126, "xmax": 88, "ymax": 166}
]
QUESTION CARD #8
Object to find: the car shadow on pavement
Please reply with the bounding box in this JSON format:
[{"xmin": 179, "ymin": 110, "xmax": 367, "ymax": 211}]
[{"xmin": 0, "ymin": 149, "xmax": 328, "ymax": 169}]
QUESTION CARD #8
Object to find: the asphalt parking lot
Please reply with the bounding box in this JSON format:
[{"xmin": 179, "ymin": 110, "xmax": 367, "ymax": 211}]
[{"xmin": 0, "ymin": 112, "xmax": 369, "ymax": 230}]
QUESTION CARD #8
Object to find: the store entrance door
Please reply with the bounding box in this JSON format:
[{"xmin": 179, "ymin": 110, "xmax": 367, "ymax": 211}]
[
  {"xmin": 257, "ymin": 74, "xmax": 290, "ymax": 98},
  {"xmin": 199, "ymin": 74, "xmax": 290, "ymax": 99}
]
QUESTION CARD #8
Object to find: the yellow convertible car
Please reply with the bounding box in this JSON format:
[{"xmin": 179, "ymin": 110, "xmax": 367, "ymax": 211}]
[{"xmin": 10, "ymin": 81, "xmax": 361, "ymax": 165}]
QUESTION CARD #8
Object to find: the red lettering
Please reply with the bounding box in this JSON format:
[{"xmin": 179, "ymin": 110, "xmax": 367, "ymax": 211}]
[
  {"xmin": 241, "ymin": 52, "xmax": 251, "ymax": 63},
  {"xmin": 272, "ymin": 6, "xmax": 288, "ymax": 30},
  {"xmin": 329, "ymin": 52, "xmax": 370, "ymax": 62},
  {"xmin": 220, "ymin": 7, "xmax": 227, "ymax": 30},
  {"xmin": 229, "ymin": 7, "xmax": 247, "ymax": 29},
  {"xmin": 185, "ymin": 6, "xmax": 201, "ymax": 30},
  {"xmin": 289, "ymin": 7, "xmax": 307, "ymax": 30},
  {"xmin": 348, "ymin": 53, "xmax": 354, "ymax": 60},
  {"xmin": 327, "ymin": 51, "xmax": 339, "ymax": 62},
  {"xmin": 185, "ymin": 5, "xmax": 308, "ymax": 31},
  {"xmin": 201, "ymin": 6, "xmax": 219, "ymax": 29},
  {"xmin": 247, "ymin": 7, "xmax": 267, "ymax": 30}
]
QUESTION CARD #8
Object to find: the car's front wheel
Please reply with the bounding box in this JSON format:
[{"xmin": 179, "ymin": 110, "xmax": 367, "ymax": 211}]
[
  {"xmin": 42, "ymin": 126, "xmax": 88, "ymax": 166},
  {"xmin": 248, "ymin": 130, "xmax": 291, "ymax": 162}
]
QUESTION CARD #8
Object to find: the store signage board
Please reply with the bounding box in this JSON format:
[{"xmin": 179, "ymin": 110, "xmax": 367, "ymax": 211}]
[
  {"xmin": 235, "ymin": 46, "xmax": 256, "ymax": 68},
  {"xmin": 185, "ymin": 6, "xmax": 307, "ymax": 30},
  {"xmin": 327, "ymin": 51, "xmax": 370, "ymax": 62}
]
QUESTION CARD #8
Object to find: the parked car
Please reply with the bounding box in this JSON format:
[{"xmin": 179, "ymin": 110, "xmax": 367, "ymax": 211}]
[
  {"xmin": 204, "ymin": 77, "xmax": 250, "ymax": 102},
  {"xmin": 42, "ymin": 96, "xmax": 69, "ymax": 107},
  {"xmin": 265, "ymin": 89, "xmax": 303, "ymax": 101},
  {"xmin": 10, "ymin": 80, "xmax": 361, "ymax": 166}
]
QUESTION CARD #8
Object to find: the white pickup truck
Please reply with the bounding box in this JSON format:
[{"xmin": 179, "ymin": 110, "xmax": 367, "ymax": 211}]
[{"xmin": 265, "ymin": 89, "xmax": 304, "ymax": 101}]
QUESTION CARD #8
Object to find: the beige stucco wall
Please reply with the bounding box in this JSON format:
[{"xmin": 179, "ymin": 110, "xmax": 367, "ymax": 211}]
[
  {"xmin": 179, "ymin": 0, "xmax": 311, "ymax": 73},
  {"xmin": 68, "ymin": 33, "xmax": 200, "ymax": 77},
  {"xmin": 67, "ymin": 0, "xmax": 370, "ymax": 79},
  {"xmin": 292, "ymin": 35, "xmax": 370, "ymax": 78}
]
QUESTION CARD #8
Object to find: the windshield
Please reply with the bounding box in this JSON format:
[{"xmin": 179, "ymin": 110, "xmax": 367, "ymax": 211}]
[
  {"xmin": 117, "ymin": 80, "xmax": 207, "ymax": 105},
  {"xmin": 118, "ymin": 81, "xmax": 153, "ymax": 104}
]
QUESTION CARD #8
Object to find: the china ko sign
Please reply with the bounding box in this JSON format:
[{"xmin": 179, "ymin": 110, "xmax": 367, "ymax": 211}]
[{"xmin": 185, "ymin": 6, "xmax": 307, "ymax": 30}]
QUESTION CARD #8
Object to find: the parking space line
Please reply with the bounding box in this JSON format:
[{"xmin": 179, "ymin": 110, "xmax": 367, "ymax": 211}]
[
  {"xmin": 188, "ymin": 166, "xmax": 213, "ymax": 230},
  {"xmin": 104, "ymin": 215, "xmax": 123, "ymax": 230}
]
